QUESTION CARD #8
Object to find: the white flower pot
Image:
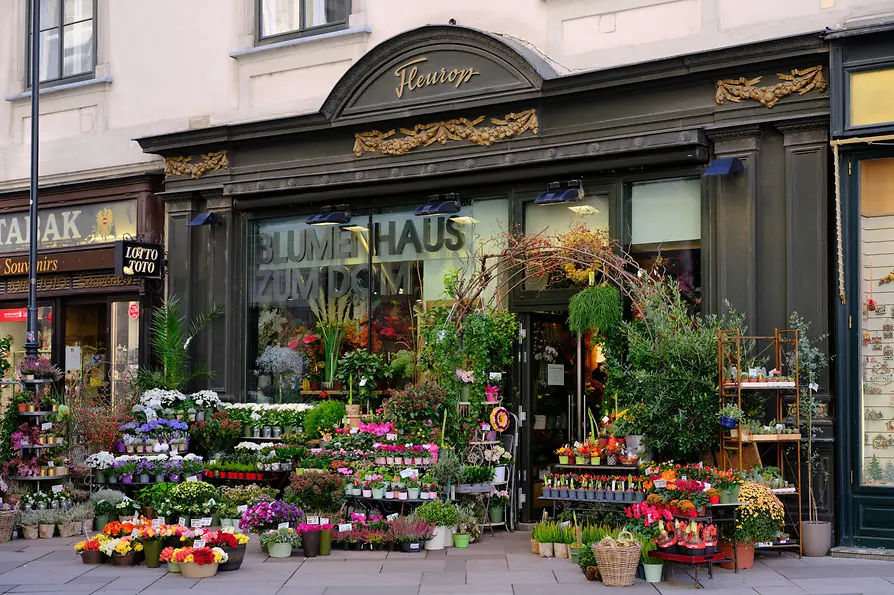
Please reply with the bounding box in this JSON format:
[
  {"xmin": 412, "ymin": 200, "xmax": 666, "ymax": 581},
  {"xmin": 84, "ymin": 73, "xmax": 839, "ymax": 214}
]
[
  {"xmin": 424, "ymin": 527, "xmax": 445, "ymax": 551},
  {"xmin": 494, "ymin": 466, "xmax": 507, "ymax": 484}
]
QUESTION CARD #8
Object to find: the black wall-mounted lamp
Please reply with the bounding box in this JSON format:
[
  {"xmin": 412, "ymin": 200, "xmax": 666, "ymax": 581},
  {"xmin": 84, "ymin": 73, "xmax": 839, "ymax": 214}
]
[
  {"xmin": 704, "ymin": 157, "xmax": 744, "ymax": 176},
  {"xmin": 307, "ymin": 204, "xmax": 352, "ymax": 226},
  {"xmin": 186, "ymin": 212, "xmax": 221, "ymax": 227},
  {"xmin": 414, "ymin": 193, "xmax": 461, "ymax": 217},
  {"xmin": 534, "ymin": 180, "xmax": 584, "ymax": 205}
]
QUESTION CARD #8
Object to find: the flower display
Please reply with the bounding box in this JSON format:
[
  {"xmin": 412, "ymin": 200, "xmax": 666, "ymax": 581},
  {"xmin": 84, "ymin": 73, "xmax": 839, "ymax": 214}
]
[
  {"xmin": 202, "ymin": 528, "xmax": 250, "ymax": 548},
  {"xmin": 726, "ymin": 482, "xmax": 785, "ymax": 545},
  {"xmin": 490, "ymin": 407, "xmax": 510, "ymax": 432},
  {"xmin": 170, "ymin": 546, "xmax": 228, "ymax": 565},
  {"xmin": 99, "ymin": 536, "xmax": 143, "ymax": 557},
  {"xmin": 238, "ymin": 500, "xmax": 303, "ymax": 533},
  {"xmin": 74, "ymin": 535, "xmax": 108, "ymax": 552},
  {"xmin": 85, "ymin": 451, "xmax": 115, "ymax": 470}
]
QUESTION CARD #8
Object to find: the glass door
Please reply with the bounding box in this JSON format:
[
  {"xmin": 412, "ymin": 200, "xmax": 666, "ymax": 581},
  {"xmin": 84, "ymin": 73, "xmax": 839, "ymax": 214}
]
[{"xmin": 110, "ymin": 301, "xmax": 140, "ymax": 403}]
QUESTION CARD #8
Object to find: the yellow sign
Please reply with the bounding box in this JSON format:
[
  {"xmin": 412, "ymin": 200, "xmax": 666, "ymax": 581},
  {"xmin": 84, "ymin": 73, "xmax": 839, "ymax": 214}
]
[{"xmin": 394, "ymin": 57, "xmax": 480, "ymax": 99}]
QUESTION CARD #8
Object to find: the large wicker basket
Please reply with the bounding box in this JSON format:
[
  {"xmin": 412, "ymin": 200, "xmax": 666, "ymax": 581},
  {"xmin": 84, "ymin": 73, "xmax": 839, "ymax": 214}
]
[
  {"xmin": 592, "ymin": 530, "xmax": 642, "ymax": 588},
  {"xmin": 0, "ymin": 509, "xmax": 17, "ymax": 543}
]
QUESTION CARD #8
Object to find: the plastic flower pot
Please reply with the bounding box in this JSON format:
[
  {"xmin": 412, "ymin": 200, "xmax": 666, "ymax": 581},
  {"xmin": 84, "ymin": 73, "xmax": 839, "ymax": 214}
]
[
  {"xmin": 267, "ymin": 543, "xmax": 292, "ymax": 558},
  {"xmin": 408, "ymin": 488, "xmax": 421, "ymax": 499},
  {"xmin": 80, "ymin": 551, "xmax": 105, "ymax": 564},
  {"xmin": 488, "ymin": 505, "xmax": 504, "ymax": 524},
  {"xmin": 709, "ymin": 495, "xmax": 720, "ymax": 504},
  {"xmin": 112, "ymin": 552, "xmax": 135, "ymax": 566},
  {"xmin": 558, "ymin": 456, "xmax": 569, "ymax": 465},
  {"xmin": 644, "ymin": 562, "xmax": 663, "ymax": 582},
  {"xmin": 180, "ymin": 562, "xmax": 219, "ymax": 578},
  {"xmin": 590, "ymin": 457, "xmax": 601, "ymax": 466},
  {"xmin": 801, "ymin": 521, "xmax": 832, "ymax": 557},
  {"xmin": 424, "ymin": 528, "xmax": 445, "ymax": 551},
  {"xmin": 453, "ymin": 534, "xmax": 470, "ymax": 548},
  {"xmin": 401, "ymin": 541, "xmax": 424, "ymax": 553},
  {"xmin": 219, "ymin": 545, "xmax": 245, "ymax": 571},
  {"xmin": 94, "ymin": 515, "xmax": 110, "ymax": 531},
  {"xmin": 167, "ymin": 562, "xmax": 181, "ymax": 573},
  {"xmin": 319, "ymin": 530, "xmax": 332, "ymax": 556},
  {"xmin": 143, "ymin": 539, "xmax": 163, "ymax": 568},
  {"xmin": 720, "ymin": 415, "xmax": 738, "ymax": 429},
  {"xmin": 362, "ymin": 489, "xmax": 372, "ymax": 498},
  {"xmin": 94, "ymin": 471, "xmax": 106, "ymax": 483},
  {"xmin": 575, "ymin": 456, "xmax": 587, "ymax": 464},
  {"xmin": 372, "ymin": 488, "xmax": 385, "ymax": 499},
  {"xmin": 303, "ymin": 530, "xmax": 321, "ymax": 557},
  {"xmin": 570, "ymin": 545, "xmax": 580, "ymax": 564}
]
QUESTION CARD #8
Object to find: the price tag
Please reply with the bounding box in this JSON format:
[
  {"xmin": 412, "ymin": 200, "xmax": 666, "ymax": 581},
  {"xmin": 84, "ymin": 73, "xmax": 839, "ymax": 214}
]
[
  {"xmin": 151, "ymin": 518, "xmax": 162, "ymax": 528},
  {"xmin": 320, "ymin": 518, "xmax": 329, "ymax": 525},
  {"xmin": 207, "ymin": 498, "xmax": 216, "ymax": 506},
  {"xmin": 191, "ymin": 519, "xmax": 203, "ymax": 528},
  {"xmin": 41, "ymin": 422, "xmax": 52, "ymax": 431},
  {"xmin": 237, "ymin": 505, "xmax": 248, "ymax": 513},
  {"xmin": 278, "ymin": 522, "xmax": 290, "ymax": 530},
  {"xmin": 338, "ymin": 523, "xmax": 352, "ymax": 532},
  {"xmin": 400, "ymin": 468, "xmax": 417, "ymax": 479},
  {"xmin": 611, "ymin": 480, "xmax": 616, "ymax": 491},
  {"xmin": 51, "ymin": 484, "xmax": 63, "ymax": 494},
  {"xmin": 202, "ymin": 517, "xmax": 212, "ymax": 527},
  {"xmin": 489, "ymin": 372, "xmax": 502, "ymax": 381},
  {"xmin": 653, "ymin": 480, "xmax": 666, "ymax": 489},
  {"xmin": 193, "ymin": 539, "xmax": 206, "ymax": 548},
  {"xmin": 703, "ymin": 482, "xmax": 712, "ymax": 491},
  {"xmin": 809, "ymin": 382, "xmax": 819, "ymax": 392},
  {"xmin": 186, "ymin": 475, "xmax": 198, "ymax": 482},
  {"xmin": 386, "ymin": 433, "xmax": 397, "ymax": 442},
  {"xmin": 359, "ymin": 377, "xmax": 368, "ymax": 387},
  {"xmin": 307, "ymin": 516, "xmax": 320, "ymax": 525},
  {"xmin": 179, "ymin": 517, "xmax": 186, "ymax": 526},
  {"xmin": 386, "ymin": 513, "xmax": 398, "ymax": 521},
  {"xmin": 131, "ymin": 529, "xmax": 139, "ymax": 538}
]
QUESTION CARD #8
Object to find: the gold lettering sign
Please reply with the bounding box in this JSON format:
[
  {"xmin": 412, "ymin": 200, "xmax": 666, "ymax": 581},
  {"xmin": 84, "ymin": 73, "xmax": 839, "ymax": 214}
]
[
  {"xmin": 394, "ymin": 57, "xmax": 480, "ymax": 99},
  {"xmin": 2, "ymin": 257, "xmax": 59, "ymax": 276}
]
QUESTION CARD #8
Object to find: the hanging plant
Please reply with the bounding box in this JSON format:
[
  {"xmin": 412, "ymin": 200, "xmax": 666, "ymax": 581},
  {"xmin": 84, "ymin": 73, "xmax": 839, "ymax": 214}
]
[{"xmin": 567, "ymin": 283, "xmax": 622, "ymax": 336}]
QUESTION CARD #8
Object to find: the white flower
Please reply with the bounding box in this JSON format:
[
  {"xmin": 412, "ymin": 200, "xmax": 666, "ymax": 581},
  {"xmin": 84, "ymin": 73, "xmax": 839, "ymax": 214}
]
[
  {"xmin": 235, "ymin": 442, "xmax": 262, "ymax": 451},
  {"xmin": 192, "ymin": 390, "xmax": 222, "ymax": 409},
  {"xmin": 255, "ymin": 346, "xmax": 304, "ymax": 376},
  {"xmin": 86, "ymin": 451, "xmax": 115, "ymax": 470}
]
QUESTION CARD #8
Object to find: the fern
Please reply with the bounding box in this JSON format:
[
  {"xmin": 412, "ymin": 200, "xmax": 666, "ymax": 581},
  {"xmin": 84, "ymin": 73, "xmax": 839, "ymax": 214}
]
[{"xmin": 567, "ymin": 284, "xmax": 622, "ymax": 336}]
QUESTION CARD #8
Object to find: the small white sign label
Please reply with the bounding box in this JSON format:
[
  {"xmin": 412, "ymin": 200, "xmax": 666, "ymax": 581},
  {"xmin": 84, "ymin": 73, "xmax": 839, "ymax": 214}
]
[
  {"xmin": 41, "ymin": 422, "xmax": 52, "ymax": 431},
  {"xmin": 386, "ymin": 513, "xmax": 398, "ymax": 521},
  {"xmin": 186, "ymin": 475, "xmax": 198, "ymax": 482},
  {"xmin": 131, "ymin": 529, "xmax": 139, "ymax": 538},
  {"xmin": 179, "ymin": 517, "xmax": 186, "ymax": 526},
  {"xmin": 338, "ymin": 523, "xmax": 352, "ymax": 532},
  {"xmin": 202, "ymin": 517, "xmax": 212, "ymax": 527},
  {"xmin": 237, "ymin": 505, "xmax": 248, "ymax": 513},
  {"xmin": 359, "ymin": 377, "xmax": 368, "ymax": 387},
  {"xmin": 489, "ymin": 372, "xmax": 502, "ymax": 381},
  {"xmin": 193, "ymin": 539, "xmax": 205, "ymax": 548},
  {"xmin": 386, "ymin": 433, "xmax": 397, "ymax": 441},
  {"xmin": 547, "ymin": 364, "xmax": 564, "ymax": 386},
  {"xmin": 320, "ymin": 517, "xmax": 329, "ymax": 525},
  {"xmin": 190, "ymin": 519, "xmax": 203, "ymax": 528},
  {"xmin": 400, "ymin": 468, "xmax": 417, "ymax": 478},
  {"xmin": 51, "ymin": 484, "xmax": 63, "ymax": 494},
  {"xmin": 151, "ymin": 518, "xmax": 162, "ymax": 528},
  {"xmin": 278, "ymin": 522, "xmax": 290, "ymax": 530},
  {"xmin": 307, "ymin": 516, "xmax": 319, "ymax": 525}
]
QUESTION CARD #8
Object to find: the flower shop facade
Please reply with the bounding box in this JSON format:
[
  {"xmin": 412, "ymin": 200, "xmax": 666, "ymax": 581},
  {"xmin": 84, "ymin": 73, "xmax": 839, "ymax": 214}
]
[
  {"xmin": 0, "ymin": 175, "xmax": 164, "ymax": 404},
  {"xmin": 137, "ymin": 25, "xmax": 835, "ymax": 524}
]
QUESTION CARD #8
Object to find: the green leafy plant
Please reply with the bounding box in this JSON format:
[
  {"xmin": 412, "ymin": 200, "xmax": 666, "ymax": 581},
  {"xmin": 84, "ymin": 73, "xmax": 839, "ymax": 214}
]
[
  {"xmin": 137, "ymin": 295, "xmax": 223, "ymax": 392},
  {"xmin": 336, "ymin": 349, "xmax": 389, "ymax": 402},
  {"xmin": 460, "ymin": 465, "xmax": 495, "ymax": 484},
  {"xmin": 308, "ymin": 292, "xmax": 353, "ymax": 383},
  {"xmin": 415, "ymin": 501, "xmax": 457, "ymax": 528},
  {"xmin": 454, "ymin": 504, "xmax": 481, "ymax": 540},
  {"xmin": 568, "ymin": 283, "xmax": 622, "ymax": 338},
  {"xmin": 302, "ymin": 400, "xmax": 346, "ymax": 439},
  {"xmin": 282, "ymin": 471, "xmax": 344, "ymax": 513},
  {"xmin": 428, "ymin": 449, "xmax": 462, "ymax": 488},
  {"xmin": 577, "ymin": 543, "xmax": 596, "ymax": 569},
  {"xmin": 382, "ymin": 382, "xmax": 446, "ymax": 442},
  {"xmin": 719, "ymin": 404, "xmax": 744, "ymax": 421}
]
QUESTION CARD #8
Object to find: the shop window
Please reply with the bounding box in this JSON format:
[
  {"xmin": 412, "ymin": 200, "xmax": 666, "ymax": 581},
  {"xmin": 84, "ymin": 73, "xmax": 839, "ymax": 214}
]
[
  {"xmin": 859, "ymin": 157, "xmax": 894, "ymax": 486},
  {"xmin": 850, "ymin": 68, "xmax": 894, "ymax": 129},
  {"xmin": 27, "ymin": 0, "xmax": 95, "ymax": 87},
  {"xmin": 523, "ymin": 194, "xmax": 610, "ymax": 291},
  {"xmin": 627, "ymin": 178, "xmax": 702, "ymax": 311},
  {"xmin": 258, "ymin": 0, "xmax": 349, "ymax": 42},
  {"xmin": 0, "ymin": 306, "xmax": 52, "ymax": 404},
  {"xmin": 246, "ymin": 199, "xmax": 507, "ymax": 402}
]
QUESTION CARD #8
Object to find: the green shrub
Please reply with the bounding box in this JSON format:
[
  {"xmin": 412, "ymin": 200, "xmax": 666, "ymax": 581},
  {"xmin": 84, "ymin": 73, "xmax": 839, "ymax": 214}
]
[
  {"xmin": 577, "ymin": 543, "xmax": 596, "ymax": 569},
  {"xmin": 460, "ymin": 465, "xmax": 495, "ymax": 484},
  {"xmin": 416, "ymin": 501, "xmax": 457, "ymax": 527},
  {"xmin": 303, "ymin": 401, "xmax": 346, "ymax": 439}
]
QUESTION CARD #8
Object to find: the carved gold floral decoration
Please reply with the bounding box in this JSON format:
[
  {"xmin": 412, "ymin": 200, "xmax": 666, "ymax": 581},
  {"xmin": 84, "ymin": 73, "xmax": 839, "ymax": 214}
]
[
  {"xmin": 353, "ymin": 109, "xmax": 538, "ymax": 157},
  {"xmin": 164, "ymin": 151, "xmax": 229, "ymax": 179},
  {"xmin": 715, "ymin": 66, "xmax": 827, "ymax": 108}
]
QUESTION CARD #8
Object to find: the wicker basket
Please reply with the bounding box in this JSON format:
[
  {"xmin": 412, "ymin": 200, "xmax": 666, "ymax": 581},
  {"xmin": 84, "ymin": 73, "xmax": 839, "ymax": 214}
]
[
  {"xmin": 592, "ymin": 530, "xmax": 642, "ymax": 588},
  {"xmin": 530, "ymin": 538, "xmax": 539, "ymax": 555},
  {"xmin": 0, "ymin": 510, "xmax": 16, "ymax": 543}
]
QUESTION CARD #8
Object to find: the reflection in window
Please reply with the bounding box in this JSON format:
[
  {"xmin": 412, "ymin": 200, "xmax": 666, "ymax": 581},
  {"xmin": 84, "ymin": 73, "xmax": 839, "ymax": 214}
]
[
  {"xmin": 28, "ymin": 0, "xmax": 94, "ymax": 85},
  {"xmin": 628, "ymin": 178, "xmax": 702, "ymax": 311},
  {"xmin": 859, "ymin": 157, "xmax": 894, "ymax": 486},
  {"xmin": 523, "ymin": 194, "xmax": 610, "ymax": 291},
  {"xmin": 259, "ymin": 0, "xmax": 348, "ymax": 39}
]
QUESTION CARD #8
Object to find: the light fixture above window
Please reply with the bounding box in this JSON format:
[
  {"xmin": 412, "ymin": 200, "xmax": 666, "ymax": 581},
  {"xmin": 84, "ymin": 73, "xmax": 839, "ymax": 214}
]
[
  {"xmin": 414, "ymin": 193, "xmax": 461, "ymax": 217},
  {"xmin": 534, "ymin": 180, "xmax": 584, "ymax": 205},
  {"xmin": 307, "ymin": 204, "xmax": 352, "ymax": 226}
]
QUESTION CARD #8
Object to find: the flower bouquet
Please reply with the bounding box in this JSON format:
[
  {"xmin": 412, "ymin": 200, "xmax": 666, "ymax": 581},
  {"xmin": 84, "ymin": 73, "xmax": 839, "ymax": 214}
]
[
  {"xmin": 171, "ymin": 546, "xmax": 228, "ymax": 578},
  {"xmin": 74, "ymin": 535, "xmax": 109, "ymax": 564}
]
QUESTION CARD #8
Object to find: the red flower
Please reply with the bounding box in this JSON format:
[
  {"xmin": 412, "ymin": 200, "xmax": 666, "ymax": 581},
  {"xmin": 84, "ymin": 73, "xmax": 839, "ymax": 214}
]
[
  {"xmin": 192, "ymin": 547, "xmax": 215, "ymax": 566},
  {"xmin": 303, "ymin": 334, "xmax": 319, "ymax": 344}
]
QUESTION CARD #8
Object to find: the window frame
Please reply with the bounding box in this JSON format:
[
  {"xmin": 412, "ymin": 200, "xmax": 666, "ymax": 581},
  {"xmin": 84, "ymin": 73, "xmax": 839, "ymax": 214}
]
[
  {"xmin": 25, "ymin": 0, "xmax": 97, "ymax": 89},
  {"xmin": 255, "ymin": 0, "xmax": 350, "ymax": 46}
]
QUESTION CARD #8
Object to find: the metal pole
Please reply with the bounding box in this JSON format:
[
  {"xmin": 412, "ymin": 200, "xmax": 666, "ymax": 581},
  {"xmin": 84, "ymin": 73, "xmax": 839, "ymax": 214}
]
[{"xmin": 25, "ymin": 0, "xmax": 40, "ymax": 360}]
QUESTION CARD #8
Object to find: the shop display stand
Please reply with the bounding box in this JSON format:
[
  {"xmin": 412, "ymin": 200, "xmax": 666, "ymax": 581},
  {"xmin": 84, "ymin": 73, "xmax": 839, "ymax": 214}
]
[
  {"xmin": 459, "ymin": 410, "xmax": 518, "ymax": 534},
  {"xmin": 10, "ymin": 378, "xmax": 67, "ymax": 488},
  {"xmin": 718, "ymin": 329, "xmax": 802, "ymax": 557}
]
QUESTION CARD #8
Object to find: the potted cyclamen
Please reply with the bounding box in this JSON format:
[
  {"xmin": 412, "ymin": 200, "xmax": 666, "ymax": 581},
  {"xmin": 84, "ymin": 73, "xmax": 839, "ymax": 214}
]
[
  {"xmin": 262, "ymin": 527, "xmax": 298, "ymax": 558},
  {"xmin": 371, "ymin": 476, "xmax": 386, "ymax": 499}
]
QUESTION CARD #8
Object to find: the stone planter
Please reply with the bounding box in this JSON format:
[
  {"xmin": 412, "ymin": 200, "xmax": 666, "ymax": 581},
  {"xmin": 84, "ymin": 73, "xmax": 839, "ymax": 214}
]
[
  {"xmin": 180, "ymin": 562, "xmax": 218, "ymax": 578},
  {"xmin": 801, "ymin": 521, "xmax": 832, "ymax": 557}
]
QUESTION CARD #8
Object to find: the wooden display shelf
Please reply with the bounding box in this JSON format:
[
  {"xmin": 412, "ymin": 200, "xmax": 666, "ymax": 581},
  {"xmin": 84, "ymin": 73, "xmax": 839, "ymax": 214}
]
[
  {"xmin": 742, "ymin": 433, "xmax": 801, "ymax": 443},
  {"xmin": 553, "ymin": 464, "xmax": 640, "ymax": 471}
]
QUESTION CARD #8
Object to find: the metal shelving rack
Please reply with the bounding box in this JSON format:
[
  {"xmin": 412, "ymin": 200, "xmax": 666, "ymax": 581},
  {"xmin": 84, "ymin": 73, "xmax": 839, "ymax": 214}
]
[{"xmin": 718, "ymin": 329, "xmax": 803, "ymax": 557}]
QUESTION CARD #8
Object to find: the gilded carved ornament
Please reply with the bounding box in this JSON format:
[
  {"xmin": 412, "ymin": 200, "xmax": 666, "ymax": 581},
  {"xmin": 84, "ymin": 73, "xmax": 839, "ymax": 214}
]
[
  {"xmin": 164, "ymin": 151, "xmax": 229, "ymax": 179},
  {"xmin": 353, "ymin": 109, "xmax": 538, "ymax": 157},
  {"xmin": 715, "ymin": 66, "xmax": 827, "ymax": 108}
]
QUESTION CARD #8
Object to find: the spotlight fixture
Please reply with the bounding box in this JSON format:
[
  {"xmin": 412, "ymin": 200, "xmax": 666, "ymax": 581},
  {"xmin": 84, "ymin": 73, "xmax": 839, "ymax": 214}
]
[
  {"xmin": 307, "ymin": 204, "xmax": 352, "ymax": 226},
  {"xmin": 340, "ymin": 223, "xmax": 368, "ymax": 232},
  {"xmin": 534, "ymin": 179, "xmax": 584, "ymax": 205},
  {"xmin": 704, "ymin": 157, "xmax": 744, "ymax": 176},
  {"xmin": 186, "ymin": 212, "xmax": 221, "ymax": 227},
  {"xmin": 414, "ymin": 193, "xmax": 461, "ymax": 217}
]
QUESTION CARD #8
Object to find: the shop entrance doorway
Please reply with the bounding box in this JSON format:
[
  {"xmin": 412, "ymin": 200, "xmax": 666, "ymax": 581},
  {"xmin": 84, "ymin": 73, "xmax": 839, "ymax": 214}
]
[{"xmin": 518, "ymin": 311, "xmax": 604, "ymax": 521}]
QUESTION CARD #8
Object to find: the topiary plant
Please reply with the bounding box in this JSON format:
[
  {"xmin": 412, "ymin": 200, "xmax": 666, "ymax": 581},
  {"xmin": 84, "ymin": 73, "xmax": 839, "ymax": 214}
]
[{"xmin": 303, "ymin": 400, "xmax": 346, "ymax": 439}]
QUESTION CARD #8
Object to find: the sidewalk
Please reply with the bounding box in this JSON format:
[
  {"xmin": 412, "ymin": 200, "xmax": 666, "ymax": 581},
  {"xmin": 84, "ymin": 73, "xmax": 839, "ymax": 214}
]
[{"xmin": 1, "ymin": 531, "xmax": 894, "ymax": 595}]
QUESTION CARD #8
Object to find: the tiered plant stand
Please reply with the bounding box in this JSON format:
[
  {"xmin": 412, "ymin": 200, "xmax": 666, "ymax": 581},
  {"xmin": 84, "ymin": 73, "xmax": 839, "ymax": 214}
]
[{"xmin": 11, "ymin": 378, "xmax": 67, "ymax": 488}]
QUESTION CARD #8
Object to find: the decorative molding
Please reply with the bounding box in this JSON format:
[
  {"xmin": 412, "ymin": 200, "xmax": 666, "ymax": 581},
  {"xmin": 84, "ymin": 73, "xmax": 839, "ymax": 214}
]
[
  {"xmin": 224, "ymin": 128, "xmax": 707, "ymax": 195},
  {"xmin": 681, "ymin": 35, "xmax": 825, "ymax": 68},
  {"xmin": 708, "ymin": 126, "xmax": 763, "ymax": 154},
  {"xmin": 715, "ymin": 66, "xmax": 827, "ymax": 109},
  {"xmin": 164, "ymin": 151, "xmax": 229, "ymax": 179},
  {"xmin": 778, "ymin": 122, "xmax": 829, "ymax": 147},
  {"xmin": 352, "ymin": 110, "xmax": 538, "ymax": 157}
]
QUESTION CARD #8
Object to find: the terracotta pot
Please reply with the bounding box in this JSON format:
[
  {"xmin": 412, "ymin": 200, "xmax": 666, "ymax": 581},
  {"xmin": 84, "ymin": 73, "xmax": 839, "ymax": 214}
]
[
  {"xmin": 720, "ymin": 542, "xmax": 754, "ymax": 570},
  {"xmin": 16, "ymin": 403, "xmax": 27, "ymax": 413},
  {"xmin": 112, "ymin": 552, "xmax": 136, "ymax": 566},
  {"xmin": 180, "ymin": 562, "xmax": 218, "ymax": 578},
  {"xmin": 345, "ymin": 404, "xmax": 361, "ymax": 417}
]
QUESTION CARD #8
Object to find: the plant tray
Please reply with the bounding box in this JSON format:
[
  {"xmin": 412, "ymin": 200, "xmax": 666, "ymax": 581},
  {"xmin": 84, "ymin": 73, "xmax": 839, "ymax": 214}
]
[
  {"xmin": 724, "ymin": 381, "xmax": 796, "ymax": 389},
  {"xmin": 456, "ymin": 483, "xmax": 495, "ymax": 494},
  {"xmin": 745, "ymin": 433, "xmax": 801, "ymax": 442},
  {"xmin": 648, "ymin": 551, "xmax": 727, "ymax": 563}
]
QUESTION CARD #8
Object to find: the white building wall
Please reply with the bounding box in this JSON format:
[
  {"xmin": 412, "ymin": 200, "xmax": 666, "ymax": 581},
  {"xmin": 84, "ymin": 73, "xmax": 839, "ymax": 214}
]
[{"xmin": 0, "ymin": 0, "xmax": 891, "ymax": 190}]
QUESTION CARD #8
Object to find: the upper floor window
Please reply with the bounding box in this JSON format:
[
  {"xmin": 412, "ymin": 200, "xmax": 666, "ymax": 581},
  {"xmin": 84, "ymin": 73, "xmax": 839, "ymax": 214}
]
[
  {"xmin": 27, "ymin": 0, "xmax": 95, "ymax": 86},
  {"xmin": 258, "ymin": 0, "xmax": 349, "ymax": 42}
]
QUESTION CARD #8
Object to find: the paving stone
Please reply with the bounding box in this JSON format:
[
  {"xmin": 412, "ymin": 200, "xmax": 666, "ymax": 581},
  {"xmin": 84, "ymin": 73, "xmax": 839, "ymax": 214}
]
[
  {"xmin": 466, "ymin": 570, "xmax": 556, "ymax": 585},
  {"xmin": 419, "ymin": 571, "xmax": 465, "ymax": 586},
  {"xmin": 514, "ymin": 582, "xmax": 659, "ymax": 595},
  {"xmin": 792, "ymin": 577, "xmax": 894, "ymax": 593},
  {"xmin": 776, "ymin": 563, "xmax": 894, "ymax": 579},
  {"xmin": 552, "ymin": 568, "xmax": 589, "ymax": 583},
  {"xmin": 382, "ymin": 561, "xmax": 445, "ymax": 573},
  {"xmin": 275, "ymin": 588, "xmax": 327, "ymax": 595},
  {"xmin": 295, "ymin": 561, "xmax": 383, "ymax": 574},
  {"xmin": 285, "ymin": 572, "xmax": 422, "ymax": 587},
  {"xmin": 465, "ymin": 557, "xmax": 507, "ymax": 571},
  {"xmin": 419, "ymin": 587, "xmax": 510, "ymax": 594},
  {"xmin": 753, "ymin": 587, "xmax": 807, "ymax": 595},
  {"xmin": 321, "ymin": 588, "xmax": 419, "ymax": 595}
]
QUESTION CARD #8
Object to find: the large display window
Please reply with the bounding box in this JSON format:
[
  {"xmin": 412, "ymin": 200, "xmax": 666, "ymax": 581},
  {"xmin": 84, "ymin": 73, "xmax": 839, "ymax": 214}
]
[{"xmin": 246, "ymin": 198, "xmax": 508, "ymax": 402}]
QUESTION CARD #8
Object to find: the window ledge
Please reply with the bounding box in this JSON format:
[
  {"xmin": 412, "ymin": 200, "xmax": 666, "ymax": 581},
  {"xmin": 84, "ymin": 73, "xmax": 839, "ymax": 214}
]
[
  {"xmin": 5, "ymin": 76, "xmax": 112, "ymax": 102},
  {"xmin": 229, "ymin": 26, "xmax": 372, "ymax": 59}
]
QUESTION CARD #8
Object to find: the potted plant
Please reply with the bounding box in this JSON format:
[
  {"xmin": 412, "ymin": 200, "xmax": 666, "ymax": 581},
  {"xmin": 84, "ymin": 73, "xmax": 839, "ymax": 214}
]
[
  {"xmin": 174, "ymin": 546, "xmax": 229, "ymax": 577},
  {"xmin": 640, "ymin": 534, "xmax": 662, "ymax": 583},
  {"xmin": 416, "ymin": 501, "xmax": 457, "ymax": 551},
  {"xmin": 388, "ymin": 517, "xmax": 433, "ymax": 553},
  {"xmin": 18, "ymin": 510, "xmax": 39, "ymax": 540},
  {"xmin": 101, "ymin": 536, "xmax": 143, "ymax": 566},
  {"xmin": 555, "ymin": 445, "xmax": 572, "ymax": 465},
  {"xmin": 299, "ymin": 523, "xmax": 325, "ymax": 557},
  {"xmin": 532, "ymin": 521, "xmax": 555, "ymax": 558},
  {"xmin": 37, "ymin": 509, "xmax": 56, "ymax": 539},
  {"xmin": 15, "ymin": 391, "xmax": 33, "ymax": 413},
  {"xmin": 74, "ymin": 535, "xmax": 108, "ymax": 564},
  {"xmin": 337, "ymin": 349, "xmax": 390, "ymax": 410},
  {"xmin": 260, "ymin": 526, "xmax": 297, "ymax": 558},
  {"xmin": 489, "ymin": 490, "xmax": 509, "ymax": 524},
  {"xmin": 720, "ymin": 482, "xmax": 784, "ymax": 570},
  {"xmin": 719, "ymin": 404, "xmax": 744, "ymax": 429}
]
